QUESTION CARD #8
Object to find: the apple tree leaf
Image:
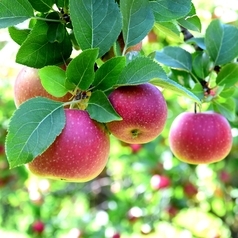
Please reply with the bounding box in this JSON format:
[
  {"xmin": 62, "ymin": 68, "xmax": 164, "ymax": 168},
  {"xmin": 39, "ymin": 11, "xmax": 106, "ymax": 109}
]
[
  {"xmin": 66, "ymin": 48, "xmax": 98, "ymax": 90},
  {"xmin": 28, "ymin": 0, "xmax": 54, "ymax": 12},
  {"xmin": 16, "ymin": 21, "xmax": 72, "ymax": 68},
  {"xmin": 0, "ymin": 0, "xmax": 34, "ymax": 28},
  {"xmin": 39, "ymin": 66, "xmax": 72, "ymax": 97},
  {"xmin": 87, "ymin": 90, "xmax": 122, "ymax": 123},
  {"xmin": 151, "ymin": 0, "xmax": 191, "ymax": 22},
  {"xmin": 192, "ymin": 52, "xmax": 211, "ymax": 79},
  {"xmin": 150, "ymin": 78, "xmax": 201, "ymax": 104},
  {"xmin": 205, "ymin": 19, "xmax": 238, "ymax": 65},
  {"xmin": 116, "ymin": 57, "xmax": 168, "ymax": 86},
  {"xmin": 70, "ymin": 0, "xmax": 122, "ymax": 57},
  {"xmin": 5, "ymin": 97, "xmax": 65, "ymax": 168},
  {"xmin": 152, "ymin": 46, "xmax": 192, "ymax": 71},
  {"xmin": 8, "ymin": 26, "xmax": 31, "ymax": 45},
  {"xmin": 216, "ymin": 63, "xmax": 238, "ymax": 88},
  {"xmin": 120, "ymin": 0, "xmax": 154, "ymax": 50},
  {"xmin": 94, "ymin": 57, "xmax": 126, "ymax": 93}
]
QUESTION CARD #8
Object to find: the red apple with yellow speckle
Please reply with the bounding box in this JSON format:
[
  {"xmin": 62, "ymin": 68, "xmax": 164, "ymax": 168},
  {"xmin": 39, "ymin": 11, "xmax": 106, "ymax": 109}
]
[
  {"xmin": 28, "ymin": 109, "xmax": 110, "ymax": 182},
  {"xmin": 169, "ymin": 112, "xmax": 232, "ymax": 164}
]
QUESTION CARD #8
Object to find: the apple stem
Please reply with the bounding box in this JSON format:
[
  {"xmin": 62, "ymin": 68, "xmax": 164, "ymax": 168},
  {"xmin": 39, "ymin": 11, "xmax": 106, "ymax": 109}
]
[{"xmin": 194, "ymin": 102, "xmax": 202, "ymax": 114}]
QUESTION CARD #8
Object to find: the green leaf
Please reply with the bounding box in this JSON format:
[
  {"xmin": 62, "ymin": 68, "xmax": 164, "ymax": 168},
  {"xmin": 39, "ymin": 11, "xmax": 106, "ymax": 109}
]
[
  {"xmin": 47, "ymin": 23, "xmax": 66, "ymax": 43},
  {"xmin": 70, "ymin": 0, "xmax": 122, "ymax": 57},
  {"xmin": 55, "ymin": 0, "xmax": 69, "ymax": 8},
  {"xmin": 153, "ymin": 46, "xmax": 192, "ymax": 71},
  {"xmin": 16, "ymin": 20, "xmax": 72, "ymax": 68},
  {"xmin": 150, "ymin": 78, "xmax": 201, "ymax": 103},
  {"xmin": 151, "ymin": 0, "xmax": 191, "ymax": 22},
  {"xmin": 187, "ymin": 37, "xmax": 206, "ymax": 50},
  {"xmin": 66, "ymin": 48, "xmax": 98, "ymax": 90},
  {"xmin": 121, "ymin": 0, "xmax": 154, "ymax": 50},
  {"xmin": 116, "ymin": 57, "xmax": 168, "ymax": 86},
  {"xmin": 192, "ymin": 52, "xmax": 211, "ymax": 79},
  {"xmin": 154, "ymin": 22, "xmax": 183, "ymax": 43},
  {"xmin": 39, "ymin": 66, "xmax": 69, "ymax": 97},
  {"xmin": 177, "ymin": 4, "xmax": 201, "ymax": 32},
  {"xmin": 87, "ymin": 90, "xmax": 122, "ymax": 123},
  {"xmin": 205, "ymin": 19, "xmax": 238, "ymax": 65},
  {"xmin": 219, "ymin": 87, "xmax": 236, "ymax": 98},
  {"xmin": 94, "ymin": 57, "xmax": 126, "ymax": 92},
  {"xmin": 28, "ymin": 0, "xmax": 54, "ymax": 12},
  {"xmin": 0, "ymin": 0, "xmax": 34, "ymax": 28},
  {"xmin": 8, "ymin": 26, "xmax": 30, "ymax": 45},
  {"xmin": 216, "ymin": 63, "xmax": 238, "ymax": 88},
  {"xmin": 213, "ymin": 98, "xmax": 236, "ymax": 121},
  {"xmin": 5, "ymin": 97, "xmax": 65, "ymax": 168},
  {"xmin": 191, "ymin": 83, "xmax": 204, "ymax": 100}
]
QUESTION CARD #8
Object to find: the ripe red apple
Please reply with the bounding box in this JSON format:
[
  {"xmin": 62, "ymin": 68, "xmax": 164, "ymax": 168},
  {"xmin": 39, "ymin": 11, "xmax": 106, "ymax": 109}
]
[
  {"xmin": 32, "ymin": 220, "xmax": 45, "ymax": 233},
  {"xmin": 169, "ymin": 112, "xmax": 232, "ymax": 164},
  {"xmin": 107, "ymin": 83, "xmax": 167, "ymax": 144},
  {"xmin": 28, "ymin": 109, "xmax": 110, "ymax": 182},
  {"xmin": 150, "ymin": 174, "xmax": 170, "ymax": 190},
  {"xmin": 14, "ymin": 66, "xmax": 71, "ymax": 107}
]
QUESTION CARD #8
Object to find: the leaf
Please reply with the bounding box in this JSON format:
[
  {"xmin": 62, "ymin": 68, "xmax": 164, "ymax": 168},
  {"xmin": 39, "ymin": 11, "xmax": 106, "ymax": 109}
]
[
  {"xmin": 0, "ymin": 0, "xmax": 34, "ymax": 28},
  {"xmin": 28, "ymin": 0, "xmax": 54, "ymax": 12},
  {"xmin": 120, "ymin": 0, "xmax": 154, "ymax": 50},
  {"xmin": 155, "ymin": 22, "xmax": 183, "ymax": 43},
  {"xmin": 66, "ymin": 48, "xmax": 98, "ymax": 90},
  {"xmin": 205, "ymin": 19, "xmax": 238, "ymax": 65},
  {"xmin": 192, "ymin": 52, "xmax": 211, "ymax": 79},
  {"xmin": 47, "ymin": 22, "xmax": 66, "ymax": 43},
  {"xmin": 87, "ymin": 90, "xmax": 122, "ymax": 123},
  {"xmin": 151, "ymin": 0, "xmax": 191, "ymax": 22},
  {"xmin": 8, "ymin": 27, "xmax": 30, "ymax": 45},
  {"xmin": 216, "ymin": 63, "xmax": 238, "ymax": 88},
  {"xmin": 94, "ymin": 57, "xmax": 126, "ymax": 92},
  {"xmin": 16, "ymin": 20, "xmax": 72, "ymax": 68},
  {"xmin": 187, "ymin": 37, "xmax": 206, "ymax": 50},
  {"xmin": 177, "ymin": 4, "xmax": 201, "ymax": 32},
  {"xmin": 153, "ymin": 46, "xmax": 192, "ymax": 71},
  {"xmin": 70, "ymin": 0, "xmax": 122, "ymax": 57},
  {"xmin": 5, "ymin": 98, "xmax": 65, "ymax": 168},
  {"xmin": 116, "ymin": 57, "xmax": 168, "ymax": 86},
  {"xmin": 39, "ymin": 66, "xmax": 69, "ymax": 97},
  {"xmin": 150, "ymin": 78, "xmax": 201, "ymax": 103}
]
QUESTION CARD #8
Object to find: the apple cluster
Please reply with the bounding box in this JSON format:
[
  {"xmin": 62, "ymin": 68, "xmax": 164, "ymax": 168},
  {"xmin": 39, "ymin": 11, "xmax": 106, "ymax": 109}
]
[{"xmin": 13, "ymin": 64, "xmax": 233, "ymax": 182}]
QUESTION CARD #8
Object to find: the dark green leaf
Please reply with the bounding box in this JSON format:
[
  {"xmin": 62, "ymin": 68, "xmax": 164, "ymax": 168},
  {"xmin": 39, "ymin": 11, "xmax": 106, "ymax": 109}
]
[
  {"xmin": 47, "ymin": 23, "xmax": 66, "ymax": 43},
  {"xmin": 28, "ymin": 0, "xmax": 54, "ymax": 12},
  {"xmin": 39, "ymin": 66, "xmax": 69, "ymax": 97},
  {"xmin": 94, "ymin": 57, "xmax": 126, "ymax": 92},
  {"xmin": 87, "ymin": 90, "xmax": 122, "ymax": 123},
  {"xmin": 205, "ymin": 19, "xmax": 238, "ymax": 65},
  {"xmin": 216, "ymin": 63, "xmax": 238, "ymax": 88},
  {"xmin": 0, "ymin": 0, "xmax": 34, "ymax": 28},
  {"xmin": 169, "ymin": 69, "xmax": 192, "ymax": 88},
  {"xmin": 121, "ymin": 0, "xmax": 154, "ymax": 50},
  {"xmin": 16, "ymin": 20, "xmax": 72, "ymax": 68},
  {"xmin": 153, "ymin": 46, "xmax": 192, "ymax": 71},
  {"xmin": 70, "ymin": 0, "xmax": 122, "ymax": 57},
  {"xmin": 66, "ymin": 48, "xmax": 98, "ymax": 90},
  {"xmin": 117, "ymin": 57, "xmax": 168, "ymax": 86},
  {"xmin": 5, "ymin": 97, "xmax": 65, "ymax": 168},
  {"xmin": 192, "ymin": 52, "xmax": 211, "ymax": 79},
  {"xmin": 187, "ymin": 37, "xmax": 206, "ymax": 50},
  {"xmin": 150, "ymin": 78, "xmax": 201, "ymax": 103},
  {"xmin": 55, "ymin": 0, "xmax": 69, "ymax": 8},
  {"xmin": 8, "ymin": 27, "xmax": 30, "ymax": 45},
  {"xmin": 151, "ymin": 0, "xmax": 191, "ymax": 22}
]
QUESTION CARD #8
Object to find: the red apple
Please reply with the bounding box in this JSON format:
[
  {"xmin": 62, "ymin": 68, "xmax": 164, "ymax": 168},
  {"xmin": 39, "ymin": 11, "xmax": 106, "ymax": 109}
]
[
  {"xmin": 112, "ymin": 233, "xmax": 121, "ymax": 238},
  {"xmin": 28, "ymin": 109, "xmax": 110, "ymax": 182},
  {"xmin": 169, "ymin": 112, "xmax": 232, "ymax": 164},
  {"xmin": 183, "ymin": 182, "xmax": 198, "ymax": 197},
  {"xmin": 32, "ymin": 220, "xmax": 45, "ymax": 233},
  {"xmin": 14, "ymin": 66, "xmax": 72, "ymax": 107},
  {"xmin": 107, "ymin": 83, "xmax": 167, "ymax": 144},
  {"xmin": 150, "ymin": 174, "xmax": 170, "ymax": 190}
]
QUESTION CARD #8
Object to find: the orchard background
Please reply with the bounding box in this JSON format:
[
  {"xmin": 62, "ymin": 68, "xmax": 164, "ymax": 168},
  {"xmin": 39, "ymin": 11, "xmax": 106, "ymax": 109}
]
[{"xmin": 1, "ymin": 0, "xmax": 238, "ymax": 237}]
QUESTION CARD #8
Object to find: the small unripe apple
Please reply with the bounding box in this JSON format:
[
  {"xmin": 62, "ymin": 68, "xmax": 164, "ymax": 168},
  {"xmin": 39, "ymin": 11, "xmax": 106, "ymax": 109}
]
[
  {"xmin": 169, "ymin": 112, "xmax": 232, "ymax": 164},
  {"xmin": 150, "ymin": 174, "xmax": 170, "ymax": 190},
  {"xmin": 28, "ymin": 109, "xmax": 110, "ymax": 182},
  {"xmin": 14, "ymin": 66, "xmax": 71, "ymax": 107},
  {"xmin": 107, "ymin": 83, "xmax": 167, "ymax": 144}
]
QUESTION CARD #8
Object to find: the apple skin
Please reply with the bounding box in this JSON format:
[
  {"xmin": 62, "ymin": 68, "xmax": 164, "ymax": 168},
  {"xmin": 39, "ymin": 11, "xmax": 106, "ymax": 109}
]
[
  {"xmin": 28, "ymin": 109, "xmax": 110, "ymax": 182},
  {"xmin": 169, "ymin": 112, "xmax": 232, "ymax": 164},
  {"xmin": 150, "ymin": 174, "xmax": 170, "ymax": 190},
  {"xmin": 14, "ymin": 66, "xmax": 71, "ymax": 107},
  {"xmin": 32, "ymin": 221, "xmax": 45, "ymax": 233},
  {"xmin": 106, "ymin": 83, "xmax": 167, "ymax": 144}
]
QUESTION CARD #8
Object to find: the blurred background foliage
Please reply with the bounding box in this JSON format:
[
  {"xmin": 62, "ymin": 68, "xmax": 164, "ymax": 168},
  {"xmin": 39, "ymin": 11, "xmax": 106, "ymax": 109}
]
[{"xmin": 1, "ymin": 0, "xmax": 238, "ymax": 237}]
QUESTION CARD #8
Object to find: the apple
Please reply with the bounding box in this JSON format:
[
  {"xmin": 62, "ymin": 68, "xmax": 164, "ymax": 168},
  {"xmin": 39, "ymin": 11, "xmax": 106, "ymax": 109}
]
[
  {"xmin": 14, "ymin": 66, "xmax": 72, "ymax": 107},
  {"xmin": 112, "ymin": 233, "xmax": 121, "ymax": 238},
  {"xmin": 183, "ymin": 182, "xmax": 198, "ymax": 197},
  {"xmin": 150, "ymin": 174, "xmax": 170, "ymax": 190},
  {"xmin": 106, "ymin": 83, "xmax": 167, "ymax": 144},
  {"xmin": 32, "ymin": 220, "xmax": 45, "ymax": 233},
  {"xmin": 169, "ymin": 112, "xmax": 232, "ymax": 164},
  {"xmin": 28, "ymin": 109, "xmax": 110, "ymax": 182}
]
